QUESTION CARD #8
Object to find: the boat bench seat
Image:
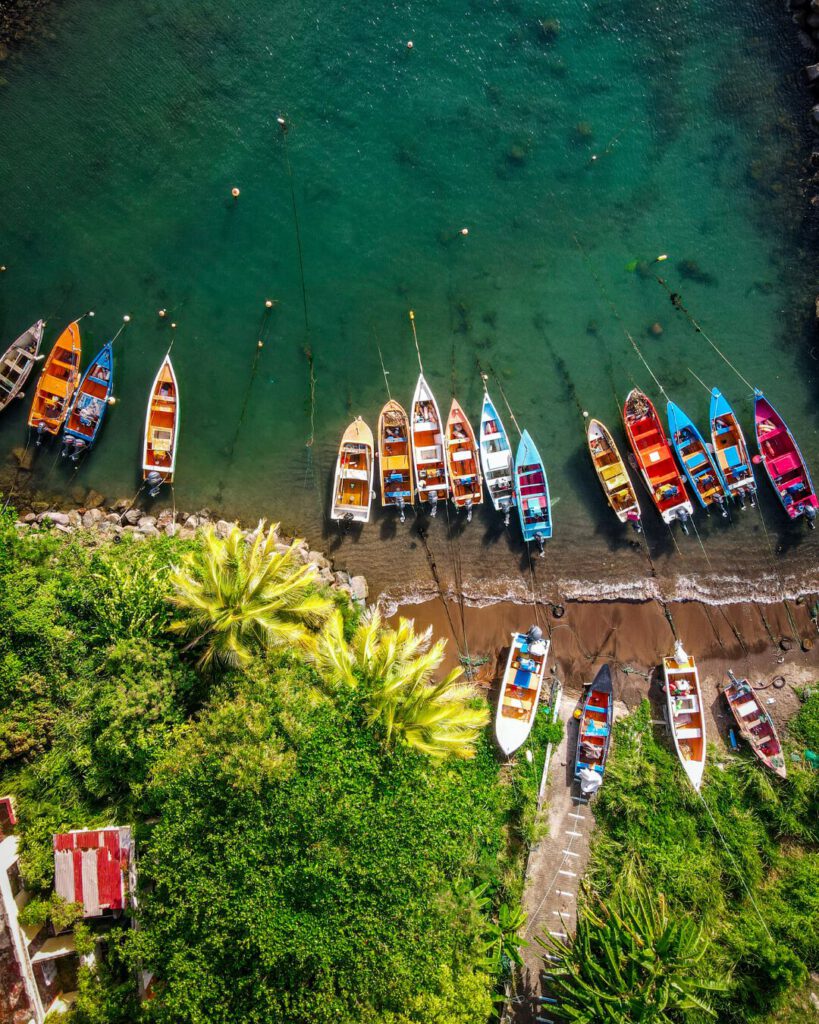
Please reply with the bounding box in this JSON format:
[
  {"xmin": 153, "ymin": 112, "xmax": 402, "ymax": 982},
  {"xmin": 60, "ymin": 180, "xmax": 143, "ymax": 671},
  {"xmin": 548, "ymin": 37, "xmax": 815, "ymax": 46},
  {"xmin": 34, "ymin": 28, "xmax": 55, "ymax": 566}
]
[
  {"xmin": 676, "ymin": 727, "xmax": 701, "ymax": 739},
  {"xmin": 735, "ymin": 699, "xmax": 758, "ymax": 718}
]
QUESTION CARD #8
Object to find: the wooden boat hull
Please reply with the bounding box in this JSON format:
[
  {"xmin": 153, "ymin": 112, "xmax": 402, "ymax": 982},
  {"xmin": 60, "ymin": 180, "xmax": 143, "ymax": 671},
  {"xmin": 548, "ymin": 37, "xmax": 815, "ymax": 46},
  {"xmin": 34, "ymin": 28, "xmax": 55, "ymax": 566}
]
[
  {"xmin": 478, "ymin": 391, "xmax": 515, "ymax": 515},
  {"xmin": 754, "ymin": 390, "xmax": 818, "ymax": 522},
  {"xmin": 709, "ymin": 388, "xmax": 756, "ymax": 504},
  {"xmin": 445, "ymin": 398, "xmax": 482, "ymax": 515},
  {"xmin": 62, "ymin": 342, "xmax": 114, "ymax": 458},
  {"xmin": 410, "ymin": 374, "xmax": 449, "ymax": 514},
  {"xmin": 623, "ymin": 389, "xmax": 693, "ymax": 527},
  {"xmin": 573, "ymin": 664, "xmax": 614, "ymax": 787},
  {"xmin": 142, "ymin": 355, "xmax": 179, "ymax": 493},
  {"xmin": 28, "ymin": 322, "xmax": 81, "ymax": 438},
  {"xmin": 514, "ymin": 429, "xmax": 552, "ymax": 544},
  {"xmin": 0, "ymin": 320, "xmax": 44, "ymax": 413},
  {"xmin": 723, "ymin": 671, "xmax": 786, "ymax": 779},
  {"xmin": 331, "ymin": 417, "xmax": 374, "ymax": 523},
  {"xmin": 667, "ymin": 401, "xmax": 730, "ymax": 512},
  {"xmin": 377, "ymin": 399, "xmax": 414, "ymax": 514},
  {"xmin": 495, "ymin": 630, "xmax": 550, "ymax": 756},
  {"xmin": 587, "ymin": 418, "xmax": 641, "ymax": 526},
  {"xmin": 662, "ymin": 648, "xmax": 706, "ymax": 791}
]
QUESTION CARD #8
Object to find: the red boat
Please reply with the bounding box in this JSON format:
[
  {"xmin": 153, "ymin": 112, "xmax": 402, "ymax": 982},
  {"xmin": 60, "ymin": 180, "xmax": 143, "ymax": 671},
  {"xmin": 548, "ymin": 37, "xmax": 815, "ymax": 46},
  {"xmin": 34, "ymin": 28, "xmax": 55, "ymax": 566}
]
[
  {"xmin": 623, "ymin": 389, "xmax": 694, "ymax": 528},
  {"xmin": 723, "ymin": 671, "xmax": 786, "ymax": 779},
  {"xmin": 754, "ymin": 390, "xmax": 817, "ymax": 526}
]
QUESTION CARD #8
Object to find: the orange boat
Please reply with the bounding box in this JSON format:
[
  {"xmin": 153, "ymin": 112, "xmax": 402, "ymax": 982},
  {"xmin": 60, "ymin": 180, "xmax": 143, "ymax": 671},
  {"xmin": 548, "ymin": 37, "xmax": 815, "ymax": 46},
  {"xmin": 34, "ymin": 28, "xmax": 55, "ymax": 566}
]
[
  {"xmin": 142, "ymin": 355, "xmax": 179, "ymax": 497},
  {"xmin": 623, "ymin": 389, "xmax": 693, "ymax": 530},
  {"xmin": 27, "ymin": 322, "xmax": 81, "ymax": 441},
  {"xmin": 444, "ymin": 398, "xmax": 482, "ymax": 521}
]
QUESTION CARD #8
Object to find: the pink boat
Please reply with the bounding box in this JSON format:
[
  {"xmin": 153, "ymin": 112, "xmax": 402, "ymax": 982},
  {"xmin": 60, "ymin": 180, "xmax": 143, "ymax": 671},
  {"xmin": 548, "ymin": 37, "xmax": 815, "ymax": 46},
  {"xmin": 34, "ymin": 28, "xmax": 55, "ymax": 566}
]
[{"xmin": 754, "ymin": 390, "xmax": 817, "ymax": 526}]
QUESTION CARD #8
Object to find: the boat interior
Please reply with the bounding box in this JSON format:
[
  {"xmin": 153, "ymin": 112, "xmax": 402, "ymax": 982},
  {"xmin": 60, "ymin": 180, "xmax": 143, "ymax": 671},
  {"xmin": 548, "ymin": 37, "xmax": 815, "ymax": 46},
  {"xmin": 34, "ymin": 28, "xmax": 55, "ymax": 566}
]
[
  {"xmin": 675, "ymin": 429, "xmax": 724, "ymax": 505},
  {"xmin": 0, "ymin": 339, "xmax": 37, "ymax": 397},
  {"xmin": 145, "ymin": 379, "xmax": 176, "ymax": 473},
  {"xmin": 518, "ymin": 464, "xmax": 549, "ymax": 530},
  {"xmin": 447, "ymin": 418, "xmax": 481, "ymax": 503},
  {"xmin": 67, "ymin": 363, "xmax": 110, "ymax": 438},
  {"xmin": 628, "ymin": 414, "xmax": 683, "ymax": 512},
  {"xmin": 481, "ymin": 419, "xmax": 514, "ymax": 502},
  {"xmin": 725, "ymin": 681, "xmax": 781, "ymax": 759},
  {"xmin": 413, "ymin": 402, "xmax": 446, "ymax": 496},
  {"xmin": 334, "ymin": 442, "xmax": 371, "ymax": 511},
  {"xmin": 501, "ymin": 638, "xmax": 544, "ymax": 722},
  {"xmin": 590, "ymin": 433, "xmax": 634, "ymax": 513},
  {"xmin": 380, "ymin": 412, "xmax": 412, "ymax": 506},
  {"xmin": 712, "ymin": 416, "xmax": 749, "ymax": 486},
  {"xmin": 666, "ymin": 667, "xmax": 704, "ymax": 764},
  {"xmin": 576, "ymin": 690, "xmax": 609, "ymax": 775}
]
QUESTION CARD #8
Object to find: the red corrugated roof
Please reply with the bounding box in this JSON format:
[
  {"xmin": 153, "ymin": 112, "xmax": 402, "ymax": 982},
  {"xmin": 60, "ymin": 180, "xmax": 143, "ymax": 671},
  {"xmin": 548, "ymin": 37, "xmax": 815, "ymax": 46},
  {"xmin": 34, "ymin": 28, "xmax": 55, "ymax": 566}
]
[{"xmin": 52, "ymin": 827, "xmax": 132, "ymax": 916}]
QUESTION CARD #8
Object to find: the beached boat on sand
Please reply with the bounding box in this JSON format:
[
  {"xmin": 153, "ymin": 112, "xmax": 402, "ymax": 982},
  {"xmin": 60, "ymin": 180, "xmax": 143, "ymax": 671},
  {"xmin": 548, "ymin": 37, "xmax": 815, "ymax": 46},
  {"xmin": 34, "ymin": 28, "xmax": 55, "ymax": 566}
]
[
  {"xmin": 0, "ymin": 320, "xmax": 44, "ymax": 414},
  {"xmin": 331, "ymin": 417, "xmax": 374, "ymax": 524},
  {"xmin": 623, "ymin": 389, "xmax": 693, "ymax": 530},
  {"xmin": 587, "ymin": 418, "xmax": 641, "ymax": 530},
  {"xmin": 28, "ymin": 322, "xmax": 82, "ymax": 442},
  {"xmin": 478, "ymin": 389, "xmax": 515, "ymax": 524},
  {"xmin": 667, "ymin": 400, "xmax": 730, "ymax": 516},
  {"xmin": 410, "ymin": 374, "xmax": 449, "ymax": 516},
  {"xmin": 573, "ymin": 664, "xmax": 614, "ymax": 796},
  {"xmin": 61, "ymin": 342, "xmax": 114, "ymax": 461},
  {"xmin": 754, "ymin": 389, "xmax": 817, "ymax": 527},
  {"xmin": 662, "ymin": 641, "xmax": 706, "ymax": 791},
  {"xmin": 722, "ymin": 671, "xmax": 786, "ymax": 779},
  {"xmin": 444, "ymin": 399, "xmax": 482, "ymax": 521},
  {"xmin": 514, "ymin": 429, "xmax": 552, "ymax": 553},
  {"xmin": 142, "ymin": 355, "xmax": 179, "ymax": 498},
  {"xmin": 709, "ymin": 388, "xmax": 756, "ymax": 509},
  {"xmin": 377, "ymin": 399, "xmax": 414, "ymax": 521},
  {"xmin": 495, "ymin": 626, "xmax": 550, "ymax": 757}
]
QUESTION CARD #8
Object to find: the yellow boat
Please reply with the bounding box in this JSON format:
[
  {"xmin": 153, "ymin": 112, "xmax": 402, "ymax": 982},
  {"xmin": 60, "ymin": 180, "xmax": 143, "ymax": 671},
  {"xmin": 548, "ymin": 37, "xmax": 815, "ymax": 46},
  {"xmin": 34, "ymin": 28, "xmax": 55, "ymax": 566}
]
[{"xmin": 587, "ymin": 417, "xmax": 641, "ymax": 530}]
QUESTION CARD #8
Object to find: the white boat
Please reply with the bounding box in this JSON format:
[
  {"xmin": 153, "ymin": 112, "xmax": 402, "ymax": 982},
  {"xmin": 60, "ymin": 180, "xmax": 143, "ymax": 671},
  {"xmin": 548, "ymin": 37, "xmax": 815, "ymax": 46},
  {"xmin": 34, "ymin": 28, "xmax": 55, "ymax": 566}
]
[
  {"xmin": 410, "ymin": 373, "xmax": 449, "ymax": 516},
  {"xmin": 495, "ymin": 627, "xmax": 550, "ymax": 757},
  {"xmin": 662, "ymin": 641, "xmax": 706, "ymax": 791},
  {"xmin": 330, "ymin": 417, "xmax": 374, "ymax": 523},
  {"xmin": 478, "ymin": 390, "xmax": 515, "ymax": 523},
  {"xmin": 142, "ymin": 355, "xmax": 179, "ymax": 497}
]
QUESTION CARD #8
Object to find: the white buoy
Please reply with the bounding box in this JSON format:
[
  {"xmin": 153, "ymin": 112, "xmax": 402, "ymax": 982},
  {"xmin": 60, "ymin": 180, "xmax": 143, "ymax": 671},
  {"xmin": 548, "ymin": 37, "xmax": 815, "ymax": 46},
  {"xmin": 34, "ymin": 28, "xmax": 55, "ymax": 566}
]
[
  {"xmin": 123, "ymin": 314, "xmax": 131, "ymax": 323},
  {"xmin": 460, "ymin": 227, "xmax": 469, "ymax": 236},
  {"xmin": 407, "ymin": 40, "xmax": 413, "ymax": 49},
  {"xmin": 158, "ymin": 309, "xmax": 166, "ymax": 318}
]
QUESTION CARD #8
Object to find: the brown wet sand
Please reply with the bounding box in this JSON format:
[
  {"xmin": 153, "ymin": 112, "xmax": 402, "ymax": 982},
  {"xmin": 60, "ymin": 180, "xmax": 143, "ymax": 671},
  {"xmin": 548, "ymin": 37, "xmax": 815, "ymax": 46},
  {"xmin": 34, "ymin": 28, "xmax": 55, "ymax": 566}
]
[{"xmin": 390, "ymin": 597, "xmax": 819, "ymax": 1024}]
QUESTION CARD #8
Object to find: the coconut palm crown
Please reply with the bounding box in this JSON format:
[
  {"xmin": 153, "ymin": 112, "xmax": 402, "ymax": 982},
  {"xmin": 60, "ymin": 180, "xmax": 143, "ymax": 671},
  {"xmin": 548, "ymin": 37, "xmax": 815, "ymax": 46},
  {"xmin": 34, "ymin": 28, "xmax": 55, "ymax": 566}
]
[
  {"xmin": 168, "ymin": 521, "xmax": 332, "ymax": 671},
  {"xmin": 311, "ymin": 608, "xmax": 489, "ymax": 761}
]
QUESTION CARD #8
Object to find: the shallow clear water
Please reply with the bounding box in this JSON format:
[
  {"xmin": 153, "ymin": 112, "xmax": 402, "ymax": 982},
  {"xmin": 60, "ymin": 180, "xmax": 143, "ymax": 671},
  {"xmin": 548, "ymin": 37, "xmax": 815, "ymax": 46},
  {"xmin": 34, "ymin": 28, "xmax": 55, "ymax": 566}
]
[{"xmin": 0, "ymin": 0, "xmax": 817, "ymax": 607}]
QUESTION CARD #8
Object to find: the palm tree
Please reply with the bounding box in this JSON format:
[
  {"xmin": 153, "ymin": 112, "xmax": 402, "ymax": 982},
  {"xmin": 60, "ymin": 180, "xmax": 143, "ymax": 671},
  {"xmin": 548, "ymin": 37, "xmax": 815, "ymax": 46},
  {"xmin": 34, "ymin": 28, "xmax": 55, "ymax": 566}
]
[
  {"xmin": 537, "ymin": 884, "xmax": 729, "ymax": 1022},
  {"xmin": 168, "ymin": 522, "xmax": 332, "ymax": 671},
  {"xmin": 311, "ymin": 609, "xmax": 489, "ymax": 761}
]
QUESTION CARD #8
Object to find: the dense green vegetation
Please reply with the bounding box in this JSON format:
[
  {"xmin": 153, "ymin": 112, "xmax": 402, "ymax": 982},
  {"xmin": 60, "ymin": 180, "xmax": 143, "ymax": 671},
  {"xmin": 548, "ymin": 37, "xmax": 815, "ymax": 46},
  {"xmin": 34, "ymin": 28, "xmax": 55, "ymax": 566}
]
[
  {"xmin": 0, "ymin": 512, "xmax": 540, "ymax": 1023},
  {"xmin": 546, "ymin": 697, "xmax": 819, "ymax": 1023}
]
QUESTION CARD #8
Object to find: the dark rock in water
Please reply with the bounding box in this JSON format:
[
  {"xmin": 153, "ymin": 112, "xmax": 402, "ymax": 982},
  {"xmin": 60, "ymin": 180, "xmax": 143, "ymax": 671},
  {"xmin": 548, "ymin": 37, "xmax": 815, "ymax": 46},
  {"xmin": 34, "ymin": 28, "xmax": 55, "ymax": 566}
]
[
  {"xmin": 573, "ymin": 121, "xmax": 593, "ymax": 144},
  {"xmin": 586, "ymin": 320, "xmax": 599, "ymax": 336},
  {"xmin": 85, "ymin": 489, "xmax": 105, "ymax": 509},
  {"xmin": 677, "ymin": 258, "xmax": 717, "ymax": 286},
  {"xmin": 71, "ymin": 485, "xmax": 86, "ymax": 504},
  {"xmin": 805, "ymin": 62, "xmax": 819, "ymax": 83},
  {"xmin": 538, "ymin": 18, "xmax": 560, "ymax": 43},
  {"xmin": 635, "ymin": 260, "xmax": 653, "ymax": 279},
  {"xmin": 10, "ymin": 446, "xmax": 34, "ymax": 470},
  {"xmin": 455, "ymin": 302, "xmax": 471, "ymax": 334},
  {"xmin": 649, "ymin": 322, "xmax": 664, "ymax": 337},
  {"xmin": 482, "ymin": 310, "xmax": 498, "ymax": 329}
]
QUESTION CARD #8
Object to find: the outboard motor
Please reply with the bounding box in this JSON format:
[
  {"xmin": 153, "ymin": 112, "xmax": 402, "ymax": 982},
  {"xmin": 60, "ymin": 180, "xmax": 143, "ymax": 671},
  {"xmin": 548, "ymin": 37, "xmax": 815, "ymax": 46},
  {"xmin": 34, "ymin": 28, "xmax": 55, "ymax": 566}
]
[
  {"xmin": 341, "ymin": 511, "xmax": 355, "ymax": 535},
  {"xmin": 805, "ymin": 504, "xmax": 817, "ymax": 530},
  {"xmin": 146, "ymin": 471, "xmax": 164, "ymax": 499},
  {"xmin": 526, "ymin": 625, "xmax": 543, "ymax": 644},
  {"xmin": 714, "ymin": 494, "xmax": 728, "ymax": 520},
  {"xmin": 69, "ymin": 439, "xmax": 87, "ymax": 463},
  {"xmin": 35, "ymin": 421, "xmax": 46, "ymax": 447},
  {"xmin": 428, "ymin": 490, "xmax": 439, "ymax": 518},
  {"xmin": 748, "ymin": 487, "xmax": 757, "ymax": 509},
  {"xmin": 536, "ymin": 533, "xmax": 545, "ymax": 558},
  {"xmin": 396, "ymin": 495, "xmax": 406, "ymax": 524},
  {"xmin": 626, "ymin": 510, "xmax": 642, "ymax": 534},
  {"xmin": 464, "ymin": 498, "xmax": 473, "ymax": 524},
  {"xmin": 500, "ymin": 498, "xmax": 511, "ymax": 528},
  {"xmin": 677, "ymin": 509, "xmax": 690, "ymax": 535}
]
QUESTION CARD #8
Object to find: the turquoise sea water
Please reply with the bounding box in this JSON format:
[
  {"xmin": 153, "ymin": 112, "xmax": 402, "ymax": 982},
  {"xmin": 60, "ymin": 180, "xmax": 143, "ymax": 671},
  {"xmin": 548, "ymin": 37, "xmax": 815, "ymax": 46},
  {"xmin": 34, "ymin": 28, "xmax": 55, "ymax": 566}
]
[{"xmin": 0, "ymin": 0, "xmax": 817, "ymax": 608}]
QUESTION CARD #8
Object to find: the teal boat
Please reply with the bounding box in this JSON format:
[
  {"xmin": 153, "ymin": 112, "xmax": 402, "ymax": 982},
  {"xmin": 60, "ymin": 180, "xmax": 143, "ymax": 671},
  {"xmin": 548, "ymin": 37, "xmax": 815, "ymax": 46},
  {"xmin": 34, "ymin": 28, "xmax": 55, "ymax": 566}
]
[
  {"xmin": 667, "ymin": 401, "xmax": 730, "ymax": 515},
  {"xmin": 514, "ymin": 429, "xmax": 552, "ymax": 553},
  {"xmin": 709, "ymin": 388, "xmax": 756, "ymax": 508}
]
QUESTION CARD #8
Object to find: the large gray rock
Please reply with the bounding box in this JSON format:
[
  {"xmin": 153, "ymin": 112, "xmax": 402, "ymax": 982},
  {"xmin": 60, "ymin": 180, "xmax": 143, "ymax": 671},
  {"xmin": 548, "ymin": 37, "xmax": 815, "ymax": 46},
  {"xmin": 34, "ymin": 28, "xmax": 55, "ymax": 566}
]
[
  {"xmin": 308, "ymin": 550, "xmax": 331, "ymax": 570},
  {"xmin": 215, "ymin": 519, "xmax": 233, "ymax": 539},
  {"xmin": 349, "ymin": 576, "xmax": 368, "ymax": 602},
  {"xmin": 183, "ymin": 515, "xmax": 199, "ymax": 530},
  {"xmin": 82, "ymin": 508, "xmax": 104, "ymax": 529},
  {"xmin": 43, "ymin": 511, "xmax": 70, "ymax": 526},
  {"xmin": 105, "ymin": 513, "xmax": 121, "ymax": 524},
  {"xmin": 138, "ymin": 523, "xmax": 160, "ymax": 538},
  {"xmin": 67, "ymin": 510, "xmax": 82, "ymax": 529},
  {"xmin": 137, "ymin": 516, "xmax": 157, "ymax": 530},
  {"xmin": 123, "ymin": 508, "xmax": 142, "ymax": 526}
]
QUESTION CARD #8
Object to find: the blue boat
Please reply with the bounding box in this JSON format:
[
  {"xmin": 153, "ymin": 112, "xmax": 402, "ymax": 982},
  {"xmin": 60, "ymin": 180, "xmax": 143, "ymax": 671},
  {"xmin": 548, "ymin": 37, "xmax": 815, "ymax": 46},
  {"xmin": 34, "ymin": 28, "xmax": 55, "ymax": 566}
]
[
  {"xmin": 514, "ymin": 429, "xmax": 552, "ymax": 551},
  {"xmin": 709, "ymin": 388, "xmax": 756, "ymax": 508},
  {"xmin": 61, "ymin": 342, "xmax": 114, "ymax": 461},
  {"xmin": 573, "ymin": 664, "xmax": 613, "ymax": 796},
  {"xmin": 667, "ymin": 400, "xmax": 730, "ymax": 515}
]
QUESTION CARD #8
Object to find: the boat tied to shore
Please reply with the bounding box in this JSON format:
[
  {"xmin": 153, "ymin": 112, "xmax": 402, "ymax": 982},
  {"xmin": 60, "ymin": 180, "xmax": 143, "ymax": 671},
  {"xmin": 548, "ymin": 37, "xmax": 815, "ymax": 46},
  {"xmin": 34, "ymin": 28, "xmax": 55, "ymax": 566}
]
[
  {"xmin": 0, "ymin": 320, "xmax": 44, "ymax": 414},
  {"xmin": 587, "ymin": 418, "xmax": 641, "ymax": 531},
  {"xmin": 478, "ymin": 388, "xmax": 515, "ymax": 525},
  {"xmin": 330, "ymin": 417, "xmax": 375, "ymax": 524},
  {"xmin": 377, "ymin": 399, "xmax": 414, "ymax": 522},
  {"xmin": 667, "ymin": 400, "xmax": 730, "ymax": 517},
  {"xmin": 662, "ymin": 640, "xmax": 707, "ymax": 792},
  {"xmin": 573, "ymin": 664, "xmax": 614, "ymax": 797},
  {"xmin": 754, "ymin": 389, "xmax": 817, "ymax": 527},
  {"xmin": 722, "ymin": 670, "xmax": 786, "ymax": 779},
  {"xmin": 142, "ymin": 354, "xmax": 179, "ymax": 498},
  {"xmin": 709, "ymin": 388, "xmax": 756, "ymax": 510},
  {"xmin": 514, "ymin": 429, "xmax": 552, "ymax": 554},
  {"xmin": 410, "ymin": 373, "xmax": 449, "ymax": 516},
  {"xmin": 444, "ymin": 398, "xmax": 482, "ymax": 521},
  {"xmin": 61, "ymin": 342, "xmax": 114, "ymax": 461},
  {"xmin": 28, "ymin": 321, "xmax": 82, "ymax": 443},
  {"xmin": 495, "ymin": 626, "xmax": 550, "ymax": 757},
  {"xmin": 623, "ymin": 389, "xmax": 693, "ymax": 531}
]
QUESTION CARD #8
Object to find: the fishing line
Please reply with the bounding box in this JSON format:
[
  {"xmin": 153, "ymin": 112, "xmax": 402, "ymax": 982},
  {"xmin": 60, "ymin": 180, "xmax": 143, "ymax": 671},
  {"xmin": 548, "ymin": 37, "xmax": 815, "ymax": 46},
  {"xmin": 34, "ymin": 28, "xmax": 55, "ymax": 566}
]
[
  {"xmin": 222, "ymin": 308, "xmax": 274, "ymax": 481},
  {"xmin": 372, "ymin": 326, "xmax": 392, "ymax": 400}
]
